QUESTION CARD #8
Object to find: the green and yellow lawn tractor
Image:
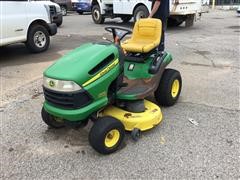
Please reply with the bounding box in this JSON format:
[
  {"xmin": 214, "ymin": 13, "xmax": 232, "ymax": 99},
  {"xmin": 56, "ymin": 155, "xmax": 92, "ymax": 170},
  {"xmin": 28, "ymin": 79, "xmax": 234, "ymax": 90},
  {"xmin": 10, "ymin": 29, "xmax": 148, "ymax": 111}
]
[{"xmin": 41, "ymin": 18, "xmax": 182, "ymax": 154}]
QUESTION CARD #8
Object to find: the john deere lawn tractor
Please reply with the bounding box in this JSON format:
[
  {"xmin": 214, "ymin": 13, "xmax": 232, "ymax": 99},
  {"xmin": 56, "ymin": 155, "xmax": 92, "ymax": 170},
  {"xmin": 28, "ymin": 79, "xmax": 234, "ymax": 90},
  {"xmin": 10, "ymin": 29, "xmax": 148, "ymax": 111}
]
[{"xmin": 41, "ymin": 18, "xmax": 182, "ymax": 154}]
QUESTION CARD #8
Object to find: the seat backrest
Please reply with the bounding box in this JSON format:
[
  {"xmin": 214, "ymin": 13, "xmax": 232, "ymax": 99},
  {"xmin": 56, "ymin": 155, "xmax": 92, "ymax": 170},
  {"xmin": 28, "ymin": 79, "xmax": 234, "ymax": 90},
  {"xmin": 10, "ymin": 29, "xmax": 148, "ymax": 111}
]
[{"xmin": 131, "ymin": 18, "xmax": 162, "ymax": 43}]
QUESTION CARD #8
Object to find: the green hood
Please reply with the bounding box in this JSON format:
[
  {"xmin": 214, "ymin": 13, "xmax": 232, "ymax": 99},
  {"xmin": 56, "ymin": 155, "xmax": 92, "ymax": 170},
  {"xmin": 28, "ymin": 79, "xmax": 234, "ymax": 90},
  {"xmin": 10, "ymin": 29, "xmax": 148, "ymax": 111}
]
[{"xmin": 44, "ymin": 43, "xmax": 118, "ymax": 86}]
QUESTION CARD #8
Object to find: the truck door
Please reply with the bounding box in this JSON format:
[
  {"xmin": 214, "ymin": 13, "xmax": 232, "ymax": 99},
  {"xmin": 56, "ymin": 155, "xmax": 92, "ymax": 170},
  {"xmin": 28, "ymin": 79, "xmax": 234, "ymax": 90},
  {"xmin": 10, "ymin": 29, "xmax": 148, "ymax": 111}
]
[
  {"xmin": 0, "ymin": 0, "xmax": 28, "ymax": 45},
  {"xmin": 113, "ymin": 0, "xmax": 123, "ymax": 14}
]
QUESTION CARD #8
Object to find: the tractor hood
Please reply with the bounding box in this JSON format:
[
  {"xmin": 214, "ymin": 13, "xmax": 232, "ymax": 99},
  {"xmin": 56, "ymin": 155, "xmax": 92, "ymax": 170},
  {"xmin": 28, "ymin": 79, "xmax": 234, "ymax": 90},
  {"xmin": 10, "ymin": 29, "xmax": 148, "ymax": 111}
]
[{"xmin": 44, "ymin": 43, "xmax": 118, "ymax": 86}]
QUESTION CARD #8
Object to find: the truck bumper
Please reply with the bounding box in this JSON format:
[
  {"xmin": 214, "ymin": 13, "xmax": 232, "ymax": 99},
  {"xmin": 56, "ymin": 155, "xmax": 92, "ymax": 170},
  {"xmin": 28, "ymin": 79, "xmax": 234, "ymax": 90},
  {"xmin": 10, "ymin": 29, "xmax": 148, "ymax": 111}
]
[
  {"xmin": 47, "ymin": 23, "xmax": 57, "ymax": 36},
  {"xmin": 52, "ymin": 13, "xmax": 63, "ymax": 26}
]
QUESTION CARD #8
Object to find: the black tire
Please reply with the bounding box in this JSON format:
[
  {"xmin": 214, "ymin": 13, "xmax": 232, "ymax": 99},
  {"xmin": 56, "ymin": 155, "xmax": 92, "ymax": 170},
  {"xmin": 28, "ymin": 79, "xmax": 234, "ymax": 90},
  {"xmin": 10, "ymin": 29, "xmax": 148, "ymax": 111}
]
[
  {"xmin": 133, "ymin": 5, "xmax": 149, "ymax": 22},
  {"xmin": 25, "ymin": 25, "xmax": 50, "ymax": 53},
  {"xmin": 167, "ymin": 18, "xmax": 184, "ymax": 27},
  {"xmin": 77, "ymin": 11, "xmax": 83, "ymax": 15},
  {"xmin": 89, "ymin": 116, "xmax": 125, "ymax": 154},
  {"xmin": 121, "ymin": 15, "xmax": 132, "ymax": 23},
  {"xmin": 92, "ymin": 5, "xmax": 105, "ymax": 24},
  {"xmin": 56, "ymin": 20, "xmax": 63, "ymax": 27},
  {"xmin": 131, "ymin": 128, "xmax": 141, "ymax": 141},
  {"xmin": 41, "ymin": 107, "xmax": 65, "ymax": 129},
  {"xmin": 61, "ymin": 6, "xmax": 67, "ymax": 16},
  {"xmin": 154, "ymin": 69, "xmax": 182, "ymax": 106}
]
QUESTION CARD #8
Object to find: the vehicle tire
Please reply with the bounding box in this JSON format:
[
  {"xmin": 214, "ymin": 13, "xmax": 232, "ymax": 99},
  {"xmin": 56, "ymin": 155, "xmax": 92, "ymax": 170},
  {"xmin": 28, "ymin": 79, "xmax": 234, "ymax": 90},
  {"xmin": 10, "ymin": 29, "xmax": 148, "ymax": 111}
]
[
  {"xmin": 131, "ymin": 128, "xmax": 141, "ymax": 141},
  {"xmin": 56, "ymin": 19, "xmax": 63, "ymax": 27},
  {"xmin": 185, "ymin": 14, "xmax": 194, "ymax": 27},
  {"xmin": 154, "ymin": 69, "xmax": 182, "ymax": 106},
  {"xmin": 25, "ymin": 24, "xmax": 50, "ymax": 53},
  {"xmin": 133, "ymin": 5, "xmax": 149, "ymax": 22},
  {"xmin": 61, "ymin": 6, "xmax": 67, "ymax": 16},
  {"xmin": 121, "ymin": 15, "xmax": 132, "ymax": 23},
  {"xmin": 89, "ymin": 116, "xmax": 125, "ymax": 154},
  {"xmin": 92, "ymin": 4, "xmax": 105, "ymax": 24},
  {"xmin": 77, "ymin": 11, "xmax": 83, "ymax": 15},
  {"xmin": 167, "ymin": 17, "xmax": 184, "ymax": 27},
  {"xmin": 41, "ymin": 107, "xmax": 65, "ymax": 128}
]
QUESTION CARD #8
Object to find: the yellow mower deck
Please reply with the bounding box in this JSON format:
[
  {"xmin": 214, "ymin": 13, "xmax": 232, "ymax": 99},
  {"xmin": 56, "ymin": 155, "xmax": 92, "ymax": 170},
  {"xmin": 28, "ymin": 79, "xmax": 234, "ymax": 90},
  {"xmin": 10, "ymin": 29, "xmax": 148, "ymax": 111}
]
[{"xmin": 103, "ymin": 100, "xmax": 162, "ymax": 131}]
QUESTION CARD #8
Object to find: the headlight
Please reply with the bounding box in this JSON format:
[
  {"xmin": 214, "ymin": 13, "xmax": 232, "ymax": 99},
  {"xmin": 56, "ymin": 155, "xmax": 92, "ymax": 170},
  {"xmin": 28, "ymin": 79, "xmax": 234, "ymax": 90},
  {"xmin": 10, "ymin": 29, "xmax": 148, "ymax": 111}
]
[{"xmin": 43, "ymin": 77, "xmax": 81, "ymax": 92}]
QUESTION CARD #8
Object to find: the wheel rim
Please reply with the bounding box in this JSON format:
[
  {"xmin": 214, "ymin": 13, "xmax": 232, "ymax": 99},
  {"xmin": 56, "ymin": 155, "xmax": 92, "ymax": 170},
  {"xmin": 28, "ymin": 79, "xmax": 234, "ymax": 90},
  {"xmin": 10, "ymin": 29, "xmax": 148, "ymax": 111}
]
[
  {"xmin": 171, "ymin": 79, "xmax": 180, "ymax": 98},
  {"xmin": 136, "ymin": 11, "xmax": 146, "ymax": 21},
  {"xmin": 34, "ymin": 31, "xmax": 46, "ymax": 48},
  {"xmin": 93, "ymin": 9, "xmax": 100, "ymax": 20},
  {"xmin": 61, "ymin": 7, "xmax": 66, "ymax": 15},
  {"xmin": 104, "ymin": 129, "xmax": 120, "ymax": 148}
]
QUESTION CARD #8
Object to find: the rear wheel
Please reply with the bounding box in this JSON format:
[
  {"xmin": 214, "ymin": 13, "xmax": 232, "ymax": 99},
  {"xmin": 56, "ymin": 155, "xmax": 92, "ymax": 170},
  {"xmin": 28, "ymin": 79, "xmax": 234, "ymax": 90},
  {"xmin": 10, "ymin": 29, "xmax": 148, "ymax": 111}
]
[
  {"xmin": 25, "ymin": 24, "xmax": 50, "ymax": 53},
  {"xmin": 41, "ymin": 107, "xmax": 65, "ymax": 128},
  {"xmin": 121, "ymin": 15, "xmax": 132, "ymax": 23},
  {"xmin": 167, "ymin": 18, "xmax": 184, "ymax": 27},
  {"xmin": 154, "ymin": 69, "xmax": 182, "ymax": 106},
  {"xmin": 92, "ymin": 5, "xmax": 105, "ymax": 24},
  {"xmin": 61, "ymin": 6, "xmax": 67, "ymax": 16},
  {"xmin": 77, "ymin": 11, "xmax": 83, "ymax": 15},
  {"xmin": 89, "ymin": 116, "xmax": 125, "ymax": 154},
  {"xmin": 133, "ymin": 5, "xmax": 149, "ymax": 22}
]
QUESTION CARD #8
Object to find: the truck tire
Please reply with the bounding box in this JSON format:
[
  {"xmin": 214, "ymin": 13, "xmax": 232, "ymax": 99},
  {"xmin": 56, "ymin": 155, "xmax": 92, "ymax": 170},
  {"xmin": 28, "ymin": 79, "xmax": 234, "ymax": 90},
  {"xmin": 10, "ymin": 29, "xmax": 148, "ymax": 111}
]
[
  {"xmin": 61, "ymin": 6, "xmax": 67, "ymax": 16},
  {"xmin": 121, "ymin": 15, "xmax": 132, "ymax": 23},
  {"xmin": 167, "ymin": 17, "xmax": 184, "ymax": 27},
  {"xmin": 185, "ymin": 14, "xmax": 195, "ymax": 27},
  {"xmin": 133, "ymin": 5, "xmax": 149, "ymax": 22},
  {"xmin": 92, "ymin": 5, "xmax": 105, "ymax": 24},
  {"xmin": 25, "ymin": 24, "xmax": 50, "ymax": 53},
  {"xmin": 56, "ymin": 19, "xmax": 63, "ymax": 27}
]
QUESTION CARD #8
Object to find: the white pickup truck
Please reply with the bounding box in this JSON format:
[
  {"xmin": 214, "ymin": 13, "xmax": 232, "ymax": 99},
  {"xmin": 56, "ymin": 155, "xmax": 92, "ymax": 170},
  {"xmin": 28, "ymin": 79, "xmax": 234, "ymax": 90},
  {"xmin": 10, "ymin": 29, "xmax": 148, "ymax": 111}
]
[
  {"xmin": 0, "ymin": 0, "xmax": 58, "ymax": 53},
  {"xmin": 91, "ymin": 0, "xmax": 203, "ymax": 27}
]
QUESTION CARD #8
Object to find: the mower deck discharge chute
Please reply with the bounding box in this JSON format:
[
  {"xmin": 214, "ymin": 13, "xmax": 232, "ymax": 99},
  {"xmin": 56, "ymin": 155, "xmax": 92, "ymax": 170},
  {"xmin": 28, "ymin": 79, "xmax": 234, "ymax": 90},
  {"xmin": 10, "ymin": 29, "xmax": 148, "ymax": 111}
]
[{"xmin": 42, "ymin": 18, "xmax": 182, "ymax": 154}]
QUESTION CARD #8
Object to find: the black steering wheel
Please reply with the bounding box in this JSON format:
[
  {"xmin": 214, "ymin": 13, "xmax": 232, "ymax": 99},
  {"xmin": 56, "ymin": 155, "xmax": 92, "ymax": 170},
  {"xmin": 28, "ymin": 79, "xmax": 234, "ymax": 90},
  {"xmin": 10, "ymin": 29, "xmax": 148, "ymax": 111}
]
[{"xmin": 105, "ymin": 26, "xmax": 132, "ymax": 43}]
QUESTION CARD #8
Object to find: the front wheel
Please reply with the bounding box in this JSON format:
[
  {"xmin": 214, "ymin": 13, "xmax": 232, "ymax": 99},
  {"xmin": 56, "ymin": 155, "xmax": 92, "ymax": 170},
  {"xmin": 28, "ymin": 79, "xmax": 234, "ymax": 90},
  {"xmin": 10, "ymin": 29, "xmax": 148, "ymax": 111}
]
[
  {"xmin": 25, "ymin": 25, "xmax": 50, "ymax": 53},
  {"xmin": 61, "ymin": 6, "xmax": 67, "ymax": 16},
  {"xmin": 154, "ymin": 69, "xmax": 182, "ymax": 106},
  {"xmin": 92, "ymin": 5, "xmax": 105, "ymax": 24},
  {"xmin": 89, "ymin": 116, "xmax": 125, "ymax": 154},
  {"xmin": 133, "ymin": 5, "xmax": 149, "ymax": 22},
  {"xmin": 41, "ymin": 107, "xmax": 65, "ymax": 128}
]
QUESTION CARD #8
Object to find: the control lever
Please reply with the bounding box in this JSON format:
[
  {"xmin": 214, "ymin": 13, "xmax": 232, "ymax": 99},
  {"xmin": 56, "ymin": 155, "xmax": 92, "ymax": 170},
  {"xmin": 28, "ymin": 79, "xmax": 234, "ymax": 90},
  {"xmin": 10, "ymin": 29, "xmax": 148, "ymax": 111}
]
[{"xmin": 102, "ymin": 37, "xmax": 112, "ymax": 42}]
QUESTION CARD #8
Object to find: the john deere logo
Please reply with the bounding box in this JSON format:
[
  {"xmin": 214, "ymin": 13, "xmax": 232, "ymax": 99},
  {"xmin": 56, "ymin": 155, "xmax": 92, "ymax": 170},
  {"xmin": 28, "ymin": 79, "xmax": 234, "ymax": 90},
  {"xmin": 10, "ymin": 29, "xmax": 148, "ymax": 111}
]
[{"xmin": 49, "ymin": 80, "xmax": 55, "ymax": 87}]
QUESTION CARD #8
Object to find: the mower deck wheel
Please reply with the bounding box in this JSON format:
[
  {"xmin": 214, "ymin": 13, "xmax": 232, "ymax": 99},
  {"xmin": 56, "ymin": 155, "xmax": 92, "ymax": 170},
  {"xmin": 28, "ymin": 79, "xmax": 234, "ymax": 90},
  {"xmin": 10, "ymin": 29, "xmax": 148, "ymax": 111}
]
[
  {"xmin": 41, "ymin": 107, "xmax": 65, "ymax": 128},
  {"xmin": 89, "ymin": 116, "xmax": 125, "ymax": 154},
  {"xmin": 131, "ymin": 128, "xmax": 141, "ymax": 141}
]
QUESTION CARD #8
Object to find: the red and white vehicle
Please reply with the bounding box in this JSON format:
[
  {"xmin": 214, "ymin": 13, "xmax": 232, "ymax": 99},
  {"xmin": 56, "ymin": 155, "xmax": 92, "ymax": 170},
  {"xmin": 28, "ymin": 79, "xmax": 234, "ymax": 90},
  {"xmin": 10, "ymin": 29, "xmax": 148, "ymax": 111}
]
[{"xmin": 91, "ymin": 0, "xmax": 203, "ymax": 26}]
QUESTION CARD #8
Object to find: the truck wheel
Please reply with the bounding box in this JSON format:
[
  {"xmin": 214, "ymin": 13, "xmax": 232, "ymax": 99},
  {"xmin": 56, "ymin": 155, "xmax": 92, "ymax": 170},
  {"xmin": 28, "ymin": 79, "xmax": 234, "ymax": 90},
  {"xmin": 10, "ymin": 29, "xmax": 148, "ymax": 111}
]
[
  {"xmin": 185, "ymin": 14, "xmax": 195, "ymax": 27},
  {"xmin": 133, "ymin": 5, "xmax": 149, "ymax": 22},
  {"xmin": 154, "ymin": 69, "xmax": 182, "ymax": 106},
  {"xmin": 61, "ymin": 6, "xmax": 67, "ymax": 16},
  {"xmin": 41, "ymin": 107, "xmax": 65, "ymax": 129},
  {"xmin": 56, "ymin": 19, "xmax": 63, "ymax": 27},
  {"xmin": 167, "ymin": 18, "xmax": 184, "ymax": 27},
  {"xmin": 89, "ymin": 116, "xmax": 125, "ymax": 154},
  {"xmin": 25, "ymin": 25, "xmax": 50, "ymax": 53},
  {"xmin": 121, "ymin": 15, "xmax": 132, "ymax": 23},
  {"xmin": 92, "ymin": 5, "xmax": 105, "ymax": 24}
]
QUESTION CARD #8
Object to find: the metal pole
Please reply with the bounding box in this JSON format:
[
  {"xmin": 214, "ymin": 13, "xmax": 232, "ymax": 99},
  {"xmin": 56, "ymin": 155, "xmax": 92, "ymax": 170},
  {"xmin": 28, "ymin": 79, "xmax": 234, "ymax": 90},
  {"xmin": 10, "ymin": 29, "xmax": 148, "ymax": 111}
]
[{"xmin": 212, "ymin": 0, "xmax": 216, "ymax": 9}]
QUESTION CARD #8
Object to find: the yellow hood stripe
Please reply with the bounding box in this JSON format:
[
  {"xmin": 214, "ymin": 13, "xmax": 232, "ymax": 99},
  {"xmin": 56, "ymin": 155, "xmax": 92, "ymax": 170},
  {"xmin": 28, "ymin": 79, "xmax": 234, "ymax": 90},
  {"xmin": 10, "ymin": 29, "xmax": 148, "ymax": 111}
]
[{"xmin": 83, "ymin": 58, "xmax": 119, "ymax": 87}]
